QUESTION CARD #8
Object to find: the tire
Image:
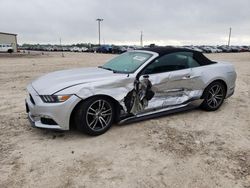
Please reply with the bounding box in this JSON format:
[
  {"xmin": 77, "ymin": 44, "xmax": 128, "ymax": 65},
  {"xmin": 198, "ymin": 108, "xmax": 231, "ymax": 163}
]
[
  {"xmin": 8, "ymin": 49, "xmax": 13, "ymax": 53},
  {"xmin": 200, "ymin": 81, "xmax": 226, "ymax": 111},
  {"xmin": 74, "ymin": 97, "xmax": 114, "ymax": 136}
]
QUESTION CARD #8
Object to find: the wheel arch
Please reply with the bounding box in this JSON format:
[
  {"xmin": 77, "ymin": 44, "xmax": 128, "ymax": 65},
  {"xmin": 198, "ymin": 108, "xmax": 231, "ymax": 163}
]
[
  {"xmin": 201, "ymin": 79, "xmax": 228, "ymax": 99},
  {"xmin": 69, "ymin": 94, "xmax": 122, "ymax": 130}
]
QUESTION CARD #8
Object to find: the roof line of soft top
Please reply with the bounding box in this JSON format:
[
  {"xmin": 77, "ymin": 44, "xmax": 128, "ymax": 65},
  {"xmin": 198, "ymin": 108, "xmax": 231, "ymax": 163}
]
[
  {"xmin": 137, "ymin": 47, "xmax": 197, "ymax": 56},
  {"xmin": 136, "ymin": 47, "xmax": 215, "ymax": 66}
]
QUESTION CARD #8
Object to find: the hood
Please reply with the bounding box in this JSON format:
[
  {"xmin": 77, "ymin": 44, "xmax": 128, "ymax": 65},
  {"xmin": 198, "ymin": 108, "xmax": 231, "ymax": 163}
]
[{"xmin": 31, "ymin": 67, "xmax": 123, "ymax": 95}]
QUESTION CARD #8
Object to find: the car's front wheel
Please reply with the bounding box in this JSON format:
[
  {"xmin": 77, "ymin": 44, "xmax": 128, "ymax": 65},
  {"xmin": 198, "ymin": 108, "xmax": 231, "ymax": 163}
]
[
  {"xmin": 75, "ymin": 97, "xmax": 114, "ymax": 136},
  {"xmin": 200, "ymin": 81, "xmax": 226, "ymax": 111}
]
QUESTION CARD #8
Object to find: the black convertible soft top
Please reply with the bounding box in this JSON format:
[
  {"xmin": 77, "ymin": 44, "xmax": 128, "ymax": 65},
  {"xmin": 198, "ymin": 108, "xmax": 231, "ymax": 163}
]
[{"xmin": 140, "ymin": 47, "xmax": 216, "ymax": 66}]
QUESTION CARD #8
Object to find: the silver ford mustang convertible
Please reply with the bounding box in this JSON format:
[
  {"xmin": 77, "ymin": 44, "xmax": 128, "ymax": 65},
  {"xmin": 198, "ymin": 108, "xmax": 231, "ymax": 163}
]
[{"xmin": 26, "ymin": 47, "xmax": 236, "ymax": 135}]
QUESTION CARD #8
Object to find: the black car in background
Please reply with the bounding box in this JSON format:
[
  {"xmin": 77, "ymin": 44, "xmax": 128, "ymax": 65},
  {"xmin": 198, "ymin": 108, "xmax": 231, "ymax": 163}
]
[
  {"xmin": 96, "ymin": 45, "xmax": 112, "ymax": 53},
  {"xmin": 112, "ymin": 46, "xmax": 126, "ymax": 54}
]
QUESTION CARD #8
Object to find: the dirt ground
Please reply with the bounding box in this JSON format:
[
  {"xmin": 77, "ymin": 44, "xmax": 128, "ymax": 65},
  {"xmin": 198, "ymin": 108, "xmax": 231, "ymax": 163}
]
[{"xmin": 0, "ymin": 51, "xmax": 249, "ymax": 188}]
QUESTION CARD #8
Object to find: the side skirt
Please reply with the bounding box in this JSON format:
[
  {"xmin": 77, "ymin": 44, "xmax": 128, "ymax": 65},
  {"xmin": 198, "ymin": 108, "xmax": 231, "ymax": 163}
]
[{"xmin": 118, "ymin": 99, "xmax": 203, "ymax": 125}]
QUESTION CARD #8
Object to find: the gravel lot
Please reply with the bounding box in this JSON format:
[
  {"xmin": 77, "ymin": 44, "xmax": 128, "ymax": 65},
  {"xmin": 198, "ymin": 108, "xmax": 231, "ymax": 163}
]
[{"xmin": 0, "ymin": 51, "xmax": 249, "ymax": 188}]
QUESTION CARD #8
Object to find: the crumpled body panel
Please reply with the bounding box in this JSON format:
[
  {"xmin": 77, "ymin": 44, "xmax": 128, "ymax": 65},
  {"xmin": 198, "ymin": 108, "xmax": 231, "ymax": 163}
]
[{"xmin": 56, "ymin": 61, "xmax": 236, "ymax": 118}]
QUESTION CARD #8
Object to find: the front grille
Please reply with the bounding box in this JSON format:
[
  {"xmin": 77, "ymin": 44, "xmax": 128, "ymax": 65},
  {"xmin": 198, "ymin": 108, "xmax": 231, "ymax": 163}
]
[
  {"xmin": 41, "ymin": 117, "xmax": 58, "ymax": 125},
  {"xmin": 29, "ymin": 94, "xmax": 35, "ymax": 105}
]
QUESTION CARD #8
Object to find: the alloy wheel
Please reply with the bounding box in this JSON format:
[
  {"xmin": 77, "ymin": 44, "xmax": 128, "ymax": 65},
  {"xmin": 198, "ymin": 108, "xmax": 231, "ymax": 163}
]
[
  {"xmin": 207, "ymin": 84, "xmax": 224, "ymax": 109},
  {"xmin": 86, "ymin": 99, "xmax": 112, "ymax": 131}
]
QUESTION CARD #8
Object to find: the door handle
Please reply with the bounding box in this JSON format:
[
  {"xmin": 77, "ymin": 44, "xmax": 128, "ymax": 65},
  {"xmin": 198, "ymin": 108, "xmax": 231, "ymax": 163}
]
[{"xmin": 182, "ymin": 75, "xmax": 191, "ymax": 79}]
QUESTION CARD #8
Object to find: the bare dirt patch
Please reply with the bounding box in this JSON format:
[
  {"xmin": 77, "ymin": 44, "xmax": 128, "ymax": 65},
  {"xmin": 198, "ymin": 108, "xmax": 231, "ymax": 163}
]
[{"xmin": 0, "ymin": 52, "xmax": 249, "ymax": 188}]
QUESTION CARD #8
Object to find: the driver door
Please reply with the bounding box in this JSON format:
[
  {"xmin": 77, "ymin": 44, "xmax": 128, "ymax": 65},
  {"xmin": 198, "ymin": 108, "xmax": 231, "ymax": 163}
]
[{"xmin": 136, "ymin": 52, "xmax": 198, "ymax": 113}]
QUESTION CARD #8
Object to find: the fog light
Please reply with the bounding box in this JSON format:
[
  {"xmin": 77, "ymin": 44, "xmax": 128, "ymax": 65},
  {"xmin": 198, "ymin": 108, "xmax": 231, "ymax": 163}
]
[{"xmin": 40, "ymin": 117, "xmax": 58, "ymax": 125}]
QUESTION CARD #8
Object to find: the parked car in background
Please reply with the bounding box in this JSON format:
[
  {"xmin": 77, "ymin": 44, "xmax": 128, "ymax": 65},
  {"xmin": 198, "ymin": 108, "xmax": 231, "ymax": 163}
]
[
  {"xmin": 211, "ymin": 46, "xmax": 222, "ymax": 53},
  {"xmin": 201, "ymin": 46, "xmax": 217, "ymax": 53},
  {"xmin": 0, "ymin": 44, "xmax": 13, "ymax": 53},
  {"xmin": 231, "ymin": 46, "xmax": 241, "ymax": 53},
  {"xmin": 96, "ymin": 45, "xmax": 112, "ymax": 53},
  {"xmin": 126, "ymin": 46, "xmax": 137, "ymax": 51},
  {"xmin": 239, "ymin": 46, "xmax": 249, "ymax": 52},
  {"xmin": 70, "ymin": 47, "xmax": 82, "ymax": 52},
  {"xmin": 62, "ymin": 47, "xmax": 70, "ymax": 51},
  {"xmin": 218, "ymin": 46, "xmax": 231, "ymax": 53},
  {"xmin": 81, "ymin": 47, "xmax": 88, "ymax": 52},
  {"xmin": 86, "ymin": 47, "xmax": 99, "ymax": 53},
  {"xmin": 112, "ymin": 46, "xmax": 127, "ymax": 54},
  {"xmin": 187, "ymin": 46, "xmax": 203, "ymax": 52},
  {"xmin": 45, "ymin": 47, "xmax": 54, "ymax": 51}
]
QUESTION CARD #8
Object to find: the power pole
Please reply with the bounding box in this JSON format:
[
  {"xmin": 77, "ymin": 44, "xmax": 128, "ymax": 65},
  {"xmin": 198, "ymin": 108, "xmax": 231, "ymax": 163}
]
[
  {"xmin": 140, "ymin": 31, "xmax": 143, "ymax": 47},
  {"xmin": 60, "ymin": 37, "xmax": 64, "ymax": 57},
  {"xmin": 228, "ymin": 27, "xmax": 232, "ymax": 47},
  {"xmin": 96, "ymin": 18, "xmax": 104, "ymax": 46}
]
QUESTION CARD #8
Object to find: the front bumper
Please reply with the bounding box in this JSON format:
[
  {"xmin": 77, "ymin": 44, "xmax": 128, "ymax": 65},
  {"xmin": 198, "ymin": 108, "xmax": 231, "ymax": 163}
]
[
  {"xmin": 26, "ymin": 84, "xmax": 82, "ymax": 130},
  {"xmin": 226, "ymin": 86, "xmax": 235, "ymax": 98}
]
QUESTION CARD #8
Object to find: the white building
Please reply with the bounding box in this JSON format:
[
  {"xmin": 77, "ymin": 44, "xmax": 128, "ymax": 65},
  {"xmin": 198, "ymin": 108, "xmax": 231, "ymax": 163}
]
[{"xmin": 0, "ymin": 32, "xmax": 18, "ymax": 52}]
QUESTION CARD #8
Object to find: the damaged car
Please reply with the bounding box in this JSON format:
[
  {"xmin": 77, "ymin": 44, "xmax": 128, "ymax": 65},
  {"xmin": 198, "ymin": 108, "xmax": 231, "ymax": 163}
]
[{"xmin": 25, "ymin": 47, "xmax": 236, "ymax": 135}]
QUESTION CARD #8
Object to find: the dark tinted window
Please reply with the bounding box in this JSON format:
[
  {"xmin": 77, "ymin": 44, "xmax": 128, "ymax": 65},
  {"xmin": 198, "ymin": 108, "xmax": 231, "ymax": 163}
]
[{"xmin": 143, "ymin": 52, "xmax": 200, "ymax": 74}]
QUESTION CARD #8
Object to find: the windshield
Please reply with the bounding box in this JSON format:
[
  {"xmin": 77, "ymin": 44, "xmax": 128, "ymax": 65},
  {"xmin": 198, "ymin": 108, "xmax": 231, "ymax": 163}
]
[{"xmin": 101, "ymin": 51, "xmax": 153, "ymax": 73}]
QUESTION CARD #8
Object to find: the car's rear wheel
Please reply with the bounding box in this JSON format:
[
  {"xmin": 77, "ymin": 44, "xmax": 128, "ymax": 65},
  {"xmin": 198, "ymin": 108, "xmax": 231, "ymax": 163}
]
[
  {"xmin": 75, "ymin": 97, "xmax": 114, "ymax": 136},
  {"xmin": 8, "ymin": 49, "xmax": 13, "ymax": 53},
  {"xmin": 200, "ymin": 81, "xmax": 226, "ymax": 111}
]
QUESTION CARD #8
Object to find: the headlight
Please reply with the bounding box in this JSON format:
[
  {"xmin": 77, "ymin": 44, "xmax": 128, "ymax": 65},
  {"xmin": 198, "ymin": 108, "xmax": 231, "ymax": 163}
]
[{"xmin": 40, "ymin": 95, "xmax": 71, "ymax": 103}]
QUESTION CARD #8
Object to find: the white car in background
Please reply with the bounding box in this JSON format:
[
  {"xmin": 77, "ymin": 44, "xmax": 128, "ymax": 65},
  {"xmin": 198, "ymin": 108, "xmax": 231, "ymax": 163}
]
[
  {"xmin": 81, "ymin": 47, "xmax": 88, "ymax": 52},
  {"xmin": 70, "ymin": 47, "xmax": 80, "ymax": 52},
  {"xmin": 0, "ymin": 44, "xmax": 13, "ymax": 53},
  {"xmin": 211, "ymin": 46, "xmax": 222, "ymax": 53},
  {"xmin": 70, "ymin": 47, "xmax": 88, "ymax": 52}
]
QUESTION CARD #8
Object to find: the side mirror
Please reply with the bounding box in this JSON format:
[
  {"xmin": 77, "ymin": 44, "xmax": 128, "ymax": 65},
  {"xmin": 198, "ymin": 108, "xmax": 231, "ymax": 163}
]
[{"xmin": 138, "ymin": 74, "xmax": 149, "ymax": 82}]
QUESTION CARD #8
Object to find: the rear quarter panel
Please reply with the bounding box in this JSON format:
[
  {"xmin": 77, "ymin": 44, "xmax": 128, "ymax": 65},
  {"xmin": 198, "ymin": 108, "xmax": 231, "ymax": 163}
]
[{"xmin": 192, "ymin": 62, "xmax": 236, "ymax": 98}]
